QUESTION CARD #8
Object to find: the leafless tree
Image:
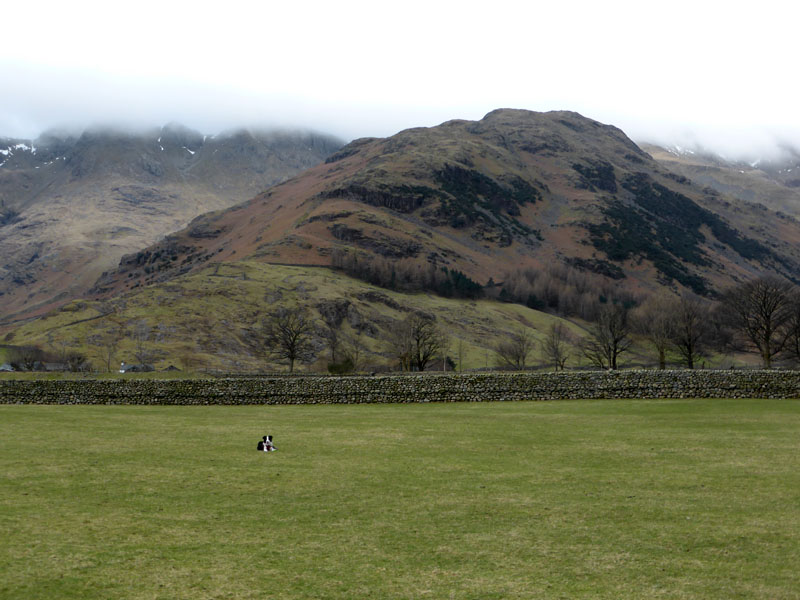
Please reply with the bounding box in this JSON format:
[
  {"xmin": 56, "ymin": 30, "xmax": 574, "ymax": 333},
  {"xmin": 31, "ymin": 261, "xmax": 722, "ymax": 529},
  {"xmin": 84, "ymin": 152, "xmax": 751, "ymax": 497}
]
[
  {"xmin": 783, "ymin": 293, "xmax": 800, "ymax": 366},
  {"xmin": 9, "ymin": 346, "xmax": 46, "ymax": 371},
  {"xmin": 581, "ymin": 303, "xmax": 631, "ymax": 370},
  {"xmin": 631, "ymin": 293, "xmax": 675, "ymax": 369},
  {"xmin": 671, "ymin": 295, "xmax": 711, "ymax": 369},
  {"xmin": 342, "ymin": 328, "xmax": 366, "ymax": 372},
  {"xmin": 320, "ymin": 316, "xmax": 343, "ymax": 364},
  {"xmin": 390, "ymin": 313, "xmax": 442, "ymax": 371},
  {"xmin": 719, "ymin": 277, "xmax": 795, "ymax": 368},
  {"xmin": 439, "ymin": 332, "xmax": 452, "ymax": 371},
  {"xmin": 262, "ymin": 307, "xmax": 317, "ymax": 372},
  {"xmin": 131, "ymin": 320, "xmax": 159, "ymax": 365},
  {"xmin": 95, "ymin": 316, "xmax": 126, "ymax": 372},
  {"xmin": 66, "ymin": 351, "xmax": 90, "ymax": 372},
  {"xmin": 494, "ymin": 328, "xmax": 535, "ymax": 369},
  {"xmin": 542, "ymin": 322, "xmax": 570, "ymax": 370}
]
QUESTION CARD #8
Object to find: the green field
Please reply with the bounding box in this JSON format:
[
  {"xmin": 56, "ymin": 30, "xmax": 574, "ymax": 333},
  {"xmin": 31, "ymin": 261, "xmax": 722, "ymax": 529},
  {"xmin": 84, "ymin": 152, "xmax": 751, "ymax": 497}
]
[{"xmin": 2, "ymin": 400, "xmax": 798, "ymax": 599}]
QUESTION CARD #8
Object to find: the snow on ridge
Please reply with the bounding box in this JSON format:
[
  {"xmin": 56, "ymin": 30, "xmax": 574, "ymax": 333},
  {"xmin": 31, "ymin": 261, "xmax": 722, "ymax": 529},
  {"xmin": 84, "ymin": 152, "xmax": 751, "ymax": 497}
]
[
  {"xmin": 1, "ymin": 142, "xmax": 37, "ymax": 156},
  {"xmin": 183, "ymin": 146, "xmax": 195, "ymax": 155}
]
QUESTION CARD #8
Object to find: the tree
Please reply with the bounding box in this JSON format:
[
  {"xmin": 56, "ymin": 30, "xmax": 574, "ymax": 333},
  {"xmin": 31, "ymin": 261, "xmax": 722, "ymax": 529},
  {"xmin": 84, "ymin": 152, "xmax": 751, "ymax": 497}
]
[
  {"xmin": 783, "ymin": 293, "xmax": 800, "ymax": 366},
  {"xmin": 494, "ymin": 328, "xmax": 535, "ymax": 369},
  {"xmin": 66, "ymin": 351, "xmax": 90, "ymax": 372},
  {"xmin": 131, "ymin": 320, "xmax": 158, "ymax": 365},
  {"xmin": 581, "ymin": 303, "xmax": 631, "ymax": 370},
  {"xmin": 670, "ymin": 295, "xmax": 711, "ymax": 369},
  {"xmin": 321, "ymin": 317, "xmax": 342, "ymax": 364},
  {"xmin": 631, "ymin": 293, "xmax": 675, "ymax": 369},
  {"xmin": 342, "ymin": 328, "xmax": 366, "ymax": 372},
  {"xmin": 719, "ymin": 277, "xmax": 794, "ymax": 368},
  {"xmin": 97, "ymin": 317, "xmax": 126, "ymax": 372},
  {"xmin": 542, "ymin": 322, "xmax": 570, "ymax": 370},
  {"xmin": 390, "ymin": 313, "xmax": 442, "ymax": 371},
  {"xmin": 262, "ymin": 307, "xmax": 317, "ymax": 372},
  {"xmin": 456, "ymin": 338, "xmax": 466, "ymax": 372},
  {"xmin": 9, "ymin": 345, "xmax": 46, "ymax": 371}
]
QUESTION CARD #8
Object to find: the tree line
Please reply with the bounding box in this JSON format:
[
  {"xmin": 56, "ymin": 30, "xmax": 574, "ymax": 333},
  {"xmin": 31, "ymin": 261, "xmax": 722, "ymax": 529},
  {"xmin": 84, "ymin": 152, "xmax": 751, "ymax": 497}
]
[
  {"xmin": 586, "ymin": 276, "xmax": 800, "ymax": 370},
  {"xmin": 6, "ymin": 275, "xmax": 800, "ymax": 374}
]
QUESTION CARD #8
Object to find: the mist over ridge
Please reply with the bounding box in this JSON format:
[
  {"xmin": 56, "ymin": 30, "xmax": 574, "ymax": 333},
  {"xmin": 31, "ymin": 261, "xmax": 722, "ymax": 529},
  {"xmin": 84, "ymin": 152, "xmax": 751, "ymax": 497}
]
[{"xmin": 4, "ymin": 109, "xmax": 800, "ymax": 169}]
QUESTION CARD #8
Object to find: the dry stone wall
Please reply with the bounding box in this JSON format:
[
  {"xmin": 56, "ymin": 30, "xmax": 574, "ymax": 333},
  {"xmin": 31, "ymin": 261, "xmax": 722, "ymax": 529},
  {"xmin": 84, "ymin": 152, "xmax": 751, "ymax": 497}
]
[{"xmin": 1, "ymin": 371, "xmax": 799, "ymax": 405}]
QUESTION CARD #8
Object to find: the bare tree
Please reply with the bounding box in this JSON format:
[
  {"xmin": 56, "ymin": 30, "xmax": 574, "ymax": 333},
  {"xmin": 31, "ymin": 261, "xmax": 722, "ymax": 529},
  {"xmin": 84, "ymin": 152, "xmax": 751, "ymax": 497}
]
[
  {"xmin": 631, "ymin": 293, "xmax": 675, "ymax": 369},
  {"xmin": 131, "ymin": 320, "xmax": 159, "ymax": 365},
  {"xmin": 95, "ymin": 316, "xmax": 126, "ymax": 372},
  {"xmin": 261, "ymin": 307, "xmax": 317, "ymax": 372},
  {"xmin": 581, "ymin": 303, "xmax": 631, "ymax": 370},
  {"xmin": 342, "ymin": 328, "xmax": 366, "ymax": 372},
  {"xmin": 9, "ymin": 345, "xmax": 46, "ymax": 371},
  {"xmin": 671, "ymin": 295, "xmax": 711, "ymax": 369},
  {"xmin": 66, "ymin": 351, "xmax": 90, "ymax": 372},
  {"xmin": 440, "ymin": 332, "xmax": 452, "ymax": 371},
  {"xmin": 783, "ymin": 293, "xmax": 800, "ymax": 366},
  {"xmin": 542, "ymin": 322, "xmax": 570, "ymax": 370},
  {"xmin": 390, "ymin": 313, "xmax": 442, "ymax": 371},
  {"xmin": 719, "ymin": 277, "xmax": 795, "ymax": 368},
  {"xmin": 494, "ymin": 328, "xmax": 535, "ymax": 369}
]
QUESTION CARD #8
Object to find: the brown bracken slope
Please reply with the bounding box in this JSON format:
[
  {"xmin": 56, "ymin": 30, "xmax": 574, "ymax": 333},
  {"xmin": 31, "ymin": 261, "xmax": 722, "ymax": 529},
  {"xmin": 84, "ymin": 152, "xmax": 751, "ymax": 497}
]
[{"xmin": 91, "ymin": 109, "xmax": 800, "ymax": 300}]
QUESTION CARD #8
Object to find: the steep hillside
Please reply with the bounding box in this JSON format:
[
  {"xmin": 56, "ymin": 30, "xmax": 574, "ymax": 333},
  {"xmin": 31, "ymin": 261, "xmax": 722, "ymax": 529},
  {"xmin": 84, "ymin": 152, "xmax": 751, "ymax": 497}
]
[
  {"xmin": 642, "ymin": 143, "xmax": 800, "ymax": 218},
  {"xmin": 0, "ymin": 125, "xmax": 342, "ymax": 323},
  {"xmin": 94, "ymin": 110, "xmax": 800, "ymax": 302}
]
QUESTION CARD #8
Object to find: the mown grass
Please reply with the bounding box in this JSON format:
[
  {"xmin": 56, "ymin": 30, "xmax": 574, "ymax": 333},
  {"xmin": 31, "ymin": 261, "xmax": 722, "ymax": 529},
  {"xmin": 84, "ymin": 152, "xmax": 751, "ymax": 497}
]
[{"xmin": 2, "ymin": 399, "xmax": 798, "ymax": 599}]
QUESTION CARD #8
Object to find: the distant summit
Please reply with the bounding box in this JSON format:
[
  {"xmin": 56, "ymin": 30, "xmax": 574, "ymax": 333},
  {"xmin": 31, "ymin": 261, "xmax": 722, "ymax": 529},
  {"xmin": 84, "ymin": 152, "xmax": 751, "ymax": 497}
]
[{"xmin": 0, "ymin": 124, "xmax": 343, "ymax": 323}]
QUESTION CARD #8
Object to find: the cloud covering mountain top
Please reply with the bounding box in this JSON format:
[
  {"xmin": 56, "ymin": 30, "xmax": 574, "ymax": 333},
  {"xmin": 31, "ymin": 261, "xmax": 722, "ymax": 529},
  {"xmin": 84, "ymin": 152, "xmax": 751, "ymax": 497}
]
[{"xmin": 2, "ymin": 0, "xmax": 798, "ymax": 160}]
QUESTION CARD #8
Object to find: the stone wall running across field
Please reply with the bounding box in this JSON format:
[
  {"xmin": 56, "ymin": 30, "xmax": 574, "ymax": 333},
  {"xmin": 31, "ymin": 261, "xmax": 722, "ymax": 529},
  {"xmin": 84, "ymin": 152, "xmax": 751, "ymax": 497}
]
[{"xmin": 1, "ymin": 371, "xmax": 799, "ymax": 405}]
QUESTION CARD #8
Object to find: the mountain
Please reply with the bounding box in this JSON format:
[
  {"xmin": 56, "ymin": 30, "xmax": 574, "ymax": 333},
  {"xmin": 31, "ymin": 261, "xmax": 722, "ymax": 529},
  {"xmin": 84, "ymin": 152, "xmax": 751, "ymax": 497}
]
[
  {"xmin": 641, "ymin": 143, "xmax": 800, "ymax": 218},
  {"xmin": 92, "ymin": 109, "xmax": 800, "ymax": 303},
  {"xmin": 0, "ymin": 125, "xmax": 342, "ymax": 323}
]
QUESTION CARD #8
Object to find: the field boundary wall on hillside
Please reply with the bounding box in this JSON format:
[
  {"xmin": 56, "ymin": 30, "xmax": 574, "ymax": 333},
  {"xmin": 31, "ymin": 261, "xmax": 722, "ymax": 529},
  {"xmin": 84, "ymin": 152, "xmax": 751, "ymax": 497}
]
[{"xmin": 1, "ymin": 371, "xmax": 799, "ymax": 404}]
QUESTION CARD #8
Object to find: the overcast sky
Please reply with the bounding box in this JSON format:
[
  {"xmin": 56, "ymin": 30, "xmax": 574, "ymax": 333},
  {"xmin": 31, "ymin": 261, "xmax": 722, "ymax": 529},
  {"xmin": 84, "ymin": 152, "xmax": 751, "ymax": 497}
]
[{"xmin": 2, "ymin": 0, "xmax": 798, "ymax": 159}]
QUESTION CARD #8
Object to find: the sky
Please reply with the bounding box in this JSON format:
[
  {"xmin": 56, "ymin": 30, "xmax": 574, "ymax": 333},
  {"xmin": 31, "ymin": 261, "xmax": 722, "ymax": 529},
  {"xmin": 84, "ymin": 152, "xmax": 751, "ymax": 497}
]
[{"xmin": 2, "ymin": 0, "xmax": 799, "ymax": 159}]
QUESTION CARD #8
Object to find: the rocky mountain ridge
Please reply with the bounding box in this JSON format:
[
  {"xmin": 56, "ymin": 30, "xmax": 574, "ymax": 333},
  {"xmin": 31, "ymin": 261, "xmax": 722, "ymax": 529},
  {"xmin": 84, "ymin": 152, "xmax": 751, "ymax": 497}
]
[
  {"xmin": 91, "ymin": 109, "xmax": 800, "ymax": 303},
  {"xmin": 0, "ymin": 124, "xmax": 343, "ymax": 323}
]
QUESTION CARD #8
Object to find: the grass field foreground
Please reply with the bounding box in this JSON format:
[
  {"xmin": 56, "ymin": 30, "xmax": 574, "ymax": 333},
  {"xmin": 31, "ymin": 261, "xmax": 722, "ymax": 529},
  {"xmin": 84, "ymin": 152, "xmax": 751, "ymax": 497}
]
[{"xmin": 1, "ymin": 399, "xmax": 799, "ymax": 599}]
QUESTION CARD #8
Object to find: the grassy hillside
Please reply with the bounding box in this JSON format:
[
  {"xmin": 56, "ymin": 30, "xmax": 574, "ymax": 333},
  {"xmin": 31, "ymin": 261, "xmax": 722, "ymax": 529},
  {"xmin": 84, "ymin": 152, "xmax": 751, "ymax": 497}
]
[
  {"xmin": 2, "ymin": 400, "xmax": 799, "ymax": 598},
  {"xmin": 3, "ymin": 261, "xmax": 699, "ymax": 373}
]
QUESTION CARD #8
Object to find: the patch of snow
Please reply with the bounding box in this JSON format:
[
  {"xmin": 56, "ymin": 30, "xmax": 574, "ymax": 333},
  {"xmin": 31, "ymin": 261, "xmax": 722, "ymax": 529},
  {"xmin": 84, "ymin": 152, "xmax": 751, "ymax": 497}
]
[
  {"xmin": 739, "ymin": 170, "xmax": 745, "ymax": 173},
  {"xmin": 182, "ymin": 146, "xmax": 195, "ymax": 155},
  {"xmin": 750, "ymin": 159, "xmax": 761, "ymax": 168},
  {"xmin": 157, "ymin": 136, "xmax": 161, "ymax": 143},
  {"xmin": 159, "ymin": 145, "xmax": 164, "ymax": 151},
  {"xmin": 0, "ymin": 148, "xmax": 9, "ymax": 156},
  {"xmin": 13, "ymin": 143, "xmax": 35, "ymax": 153}
]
